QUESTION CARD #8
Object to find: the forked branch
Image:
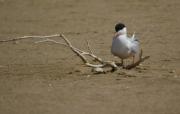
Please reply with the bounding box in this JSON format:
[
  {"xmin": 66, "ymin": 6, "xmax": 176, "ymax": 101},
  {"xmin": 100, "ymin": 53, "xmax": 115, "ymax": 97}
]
[{"xmin": 0, "ymin": 34, "xmax": 149, "ymax": 73}]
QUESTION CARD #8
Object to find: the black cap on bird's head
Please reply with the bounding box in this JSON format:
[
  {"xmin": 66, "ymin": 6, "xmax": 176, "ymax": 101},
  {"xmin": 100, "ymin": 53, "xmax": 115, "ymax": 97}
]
[{"xmin": 115, "ymin": 23, "xmax": 126, "ymax": 32}]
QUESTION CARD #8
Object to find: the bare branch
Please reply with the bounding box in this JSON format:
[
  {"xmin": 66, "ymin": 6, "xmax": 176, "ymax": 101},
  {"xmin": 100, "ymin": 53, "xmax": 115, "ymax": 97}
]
[
  {"xmin": 0, "ymin": 34, "xmax": 60, "ymax": 43},
  {"xmin": 86, "ymin": 39, "xmax": 93, "ymax": 54},
  {"xmin": 35, "ymin": 38, "xmax": 68, "ymax": 47},
  {"xmin": 0, "ymin": 33, "xmax": 149, "ymax": 73}
]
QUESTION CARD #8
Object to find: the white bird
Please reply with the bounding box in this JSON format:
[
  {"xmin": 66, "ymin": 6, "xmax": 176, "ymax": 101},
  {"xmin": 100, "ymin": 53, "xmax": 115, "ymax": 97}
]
[{"xmin": 111, "ymin": 23, "xmax": 141, "ymax": 66}]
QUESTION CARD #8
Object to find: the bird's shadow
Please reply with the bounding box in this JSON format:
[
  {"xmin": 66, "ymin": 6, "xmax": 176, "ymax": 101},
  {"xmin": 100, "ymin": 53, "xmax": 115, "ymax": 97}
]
[
  {"xmin": 123, "ymin": 55, "xmax": 150, "ymax": 69},
  {"xmin": 114, "ymin": 49, "xmax": 150, "ymax": 70}
]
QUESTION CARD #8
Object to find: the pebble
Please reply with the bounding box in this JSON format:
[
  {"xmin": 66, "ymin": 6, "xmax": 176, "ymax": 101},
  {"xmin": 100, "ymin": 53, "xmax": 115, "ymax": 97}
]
[
  {"xmin": 92, "ymin": 68, "xmax": 105, "ymax": 73},
  {"xmin": 67, "ymin": 71, "xmax": 73, "ymax": 74},
  {"xmin": 169, "ymin": 70, "xmax": 175, "ymax": 74}
]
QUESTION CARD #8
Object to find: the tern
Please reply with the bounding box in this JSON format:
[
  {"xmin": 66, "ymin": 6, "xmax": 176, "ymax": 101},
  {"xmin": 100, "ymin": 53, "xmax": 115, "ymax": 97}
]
[{"xmin": 111, "ymin": 23, "xmax": 141, "ymax": 67}]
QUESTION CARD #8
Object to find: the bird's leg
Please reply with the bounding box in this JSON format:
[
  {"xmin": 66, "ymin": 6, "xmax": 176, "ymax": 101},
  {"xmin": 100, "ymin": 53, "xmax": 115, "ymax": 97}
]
[
  {"xmin": 132, "ymin": 56, "xmax": 135, "ymax": 64},
  {"xmin": 121, "ymin": 59, "xmax": 125, "ymax": 67}
]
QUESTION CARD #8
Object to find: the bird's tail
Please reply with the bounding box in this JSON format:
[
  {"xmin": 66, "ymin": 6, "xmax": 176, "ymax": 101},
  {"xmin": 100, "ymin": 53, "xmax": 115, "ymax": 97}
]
[
  {"xmin": 131, "ymin": 32, "xmax": 139, "ymax": 41},
  {"xmin": 132, "ymin": 32, "xmax": 135, "ymax": 40}
]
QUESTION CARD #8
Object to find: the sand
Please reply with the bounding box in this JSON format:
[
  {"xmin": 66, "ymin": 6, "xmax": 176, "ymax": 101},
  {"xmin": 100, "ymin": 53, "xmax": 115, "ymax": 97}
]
[{"xmin": 0, "ymin": 0, "xmax": 180, "ymax": 114}]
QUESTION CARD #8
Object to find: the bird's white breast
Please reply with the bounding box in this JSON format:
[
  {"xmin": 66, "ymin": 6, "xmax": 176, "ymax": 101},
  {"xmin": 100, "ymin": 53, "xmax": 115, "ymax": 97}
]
[{"xmin": 111, "ymin": 35, "xmax": 132, "ymax": 59}]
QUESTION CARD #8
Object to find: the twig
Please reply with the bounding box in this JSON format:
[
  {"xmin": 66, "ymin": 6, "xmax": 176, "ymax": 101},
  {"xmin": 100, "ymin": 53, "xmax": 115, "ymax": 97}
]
[
  {"xmin": 0, "ymin": 34, "xmax": 60, "ymax": 43},
  {"xmin": 0, "ymin": 34, "xmax": 149, "ymax": 73},
  {"xmin": 86, "ymin": 39, "xmax": 93, "ymax": 54}
]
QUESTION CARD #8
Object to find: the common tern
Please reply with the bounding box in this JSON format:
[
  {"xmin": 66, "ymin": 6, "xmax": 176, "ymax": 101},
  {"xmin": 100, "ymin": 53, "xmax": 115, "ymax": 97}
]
[{"xmin": 111, "ymin": 23, "xmax": 141, "ymax": 66}]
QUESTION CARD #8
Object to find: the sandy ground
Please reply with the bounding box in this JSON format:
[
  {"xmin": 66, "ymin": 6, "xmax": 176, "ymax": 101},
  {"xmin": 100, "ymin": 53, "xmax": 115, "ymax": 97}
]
[{"xmin": 0, "ymin": 0, "xmax": 180, "ymax": 114}]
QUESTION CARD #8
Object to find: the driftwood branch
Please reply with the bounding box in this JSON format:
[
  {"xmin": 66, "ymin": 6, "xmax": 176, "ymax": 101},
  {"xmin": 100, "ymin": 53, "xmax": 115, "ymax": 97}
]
[
  {"xmin": 0, "ymin": 34, "xmax": 149, "ymax": 73},
  {"xmin": 0, "ymin": 34, "xmax": 60, "ymax": 42}
]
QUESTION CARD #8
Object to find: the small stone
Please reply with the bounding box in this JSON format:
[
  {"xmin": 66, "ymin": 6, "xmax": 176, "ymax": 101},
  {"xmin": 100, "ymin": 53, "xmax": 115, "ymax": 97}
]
[
  {"xmin": 169, "ymin": 70, "xmax": 175, "ymax": 74},
  {"xmin": 92, "ymin": 68, "xmax": 105, "ymax": 74},
  {"xmin": 143, "ymin": 67, "xmax": 148, "ymax": 70},
  {"xmin": 67, "ymin": 71, "xmax": 73, "ymax": 74}
]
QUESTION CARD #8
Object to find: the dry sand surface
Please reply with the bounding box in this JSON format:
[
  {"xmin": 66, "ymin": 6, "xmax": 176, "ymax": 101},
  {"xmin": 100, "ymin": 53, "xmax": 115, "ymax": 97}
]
[{"xmin": 0, "ymin": 0, "xmax": 180, "ymax": 114}]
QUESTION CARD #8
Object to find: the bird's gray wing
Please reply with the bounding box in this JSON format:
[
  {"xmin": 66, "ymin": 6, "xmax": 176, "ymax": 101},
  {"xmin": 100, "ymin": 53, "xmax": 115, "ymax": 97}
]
[{"xmin": 130, "ymin": 40, "xmax": 140, "ymax": 54}]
